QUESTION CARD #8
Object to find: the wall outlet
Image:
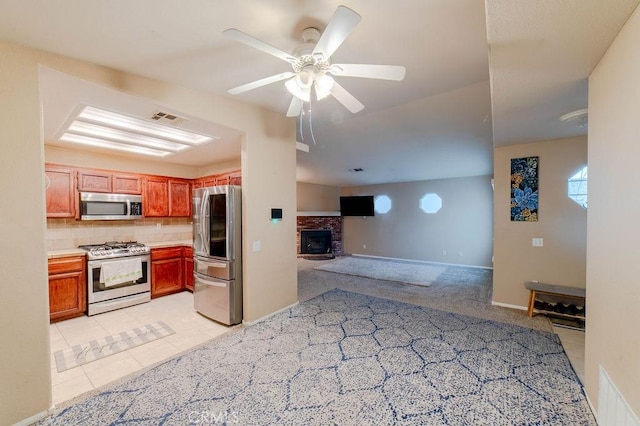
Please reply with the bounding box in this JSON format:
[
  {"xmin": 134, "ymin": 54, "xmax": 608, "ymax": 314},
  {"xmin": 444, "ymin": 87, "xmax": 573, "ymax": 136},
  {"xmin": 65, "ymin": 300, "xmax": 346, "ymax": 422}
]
[
  {"xmin": 532, "ymin": 238, "xmax": 544, "ymax": 247},
  {"xmin": 252, "ymin": 241, "xmax": 261, "ymax": 252},
  {"xmin": 442, "ymin": 249, "xmax": 447, "ymax": 256},
  {"xmin": 363, "ymin": 244, "xmax": 366, "ymax": 249},
  {"xmin": 156, "ymin": 223, "xmax": 161, "ymax": 229},
  {"xmin": 458, "ymin": 251, "xmax": 463, "ymax": 257}
]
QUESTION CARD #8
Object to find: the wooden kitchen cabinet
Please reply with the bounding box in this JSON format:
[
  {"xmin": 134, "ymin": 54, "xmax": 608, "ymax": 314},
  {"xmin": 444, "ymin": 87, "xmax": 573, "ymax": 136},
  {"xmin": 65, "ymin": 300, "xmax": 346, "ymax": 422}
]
[
  {"xmin": 113, "ymin": 174, "xmax": 142, "ymax": 194},
  {"xmin": 77, "ymin": 169, "xmax": 142, "ymax": 194},
  {"xmin": 78, "ymin": 170, "xmax": 112, "ymax": 192},
  {"xmin": 48, "ymin": 256, "xmax": 86, "ymax": 323},
  {"xmin": 169, "ymin": 179, "xmax": 191, "ymax": 217},
  {"xmin": 183, "ymin": 247, "xmax": 194, "ymax": 292},
  {"xmin": 144, "ymin": 177, "xmax": 170, "ymax": 217},
  {"xmin": 45, "ymin": 165, "xmax": 77, "ymax": 218},
  {"xmin": 144, "ymin": 177, "xmax": 191, "ymax": 217},
  {"xmin": 151, "ymin": 247, "xmax": 184, "ymax": 298}
]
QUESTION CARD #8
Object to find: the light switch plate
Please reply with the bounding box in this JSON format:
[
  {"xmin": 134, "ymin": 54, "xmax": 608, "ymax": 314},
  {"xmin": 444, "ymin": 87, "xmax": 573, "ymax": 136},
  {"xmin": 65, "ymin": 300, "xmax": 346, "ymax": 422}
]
[{"xmin": 532, "ymin": 238, "xmax": 544, "ymax": 247}]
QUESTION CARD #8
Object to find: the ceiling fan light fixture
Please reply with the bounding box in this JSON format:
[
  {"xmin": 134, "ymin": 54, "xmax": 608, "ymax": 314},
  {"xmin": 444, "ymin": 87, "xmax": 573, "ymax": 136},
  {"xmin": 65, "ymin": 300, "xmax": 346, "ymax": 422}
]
[
  {"xmin": 285, "ymin": 77, "xmax": 311, "ymax": 102},
  {"xmin": 315, "ymin": 73, "xmax": 334, "ymax": 100}
]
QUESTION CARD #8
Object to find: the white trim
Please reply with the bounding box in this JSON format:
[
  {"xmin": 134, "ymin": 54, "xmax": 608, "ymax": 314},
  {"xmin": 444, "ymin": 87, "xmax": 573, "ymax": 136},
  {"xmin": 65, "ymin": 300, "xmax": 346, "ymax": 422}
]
[
  {"xmin": 491, "ymin": 300, "xmax": 527, "ymax": 311},
  {"xmin": 242, "ymin": 301, "xmax": 299, "ymax": 326},
  {"xmin": 296, "ymin": 211, "xmax": 341, "ymax": 216},
  {"xmin": 585, "ymin": 391, "xmax": 597, "ymax": 420},
  {"xmin": 14, "ymin": 406, "xmax": 55, "ymax": 426},
  {"xmin": 351, "ymin": 253, "xmax": 493, "ymax": 270}
]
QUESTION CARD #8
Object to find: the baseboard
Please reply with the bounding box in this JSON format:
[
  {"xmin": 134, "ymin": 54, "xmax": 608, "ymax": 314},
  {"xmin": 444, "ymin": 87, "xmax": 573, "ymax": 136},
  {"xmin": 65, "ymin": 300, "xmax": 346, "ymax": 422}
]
[
  {"xmin": 351, "ymin": 253, "xmax": 493, "ymax": 270},
  {"xmin": 14, "ymin": 406, "xmax": 55, "ymax": 426},
  {"xmin": 242, "ymin": 301, "xmax": 299, "ymax": 326},
  {"xmin": 491, "ymin": 300, "xmax": 527, "ymax": 311}
]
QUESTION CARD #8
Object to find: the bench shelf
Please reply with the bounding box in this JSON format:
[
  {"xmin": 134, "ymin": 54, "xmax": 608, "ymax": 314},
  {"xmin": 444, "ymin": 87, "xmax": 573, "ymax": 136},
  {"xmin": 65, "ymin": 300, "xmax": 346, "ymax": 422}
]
[{"xmin": 525, "ymin": 281, "xmax": 586, "ymax": 321}]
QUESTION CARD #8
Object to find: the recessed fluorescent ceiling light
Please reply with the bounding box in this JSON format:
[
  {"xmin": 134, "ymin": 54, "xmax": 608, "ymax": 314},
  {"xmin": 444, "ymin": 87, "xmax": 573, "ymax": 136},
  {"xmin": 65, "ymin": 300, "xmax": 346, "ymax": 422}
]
[{"xmin": 58, "ymin": 106, "xmax": 216, "ymax": 157}]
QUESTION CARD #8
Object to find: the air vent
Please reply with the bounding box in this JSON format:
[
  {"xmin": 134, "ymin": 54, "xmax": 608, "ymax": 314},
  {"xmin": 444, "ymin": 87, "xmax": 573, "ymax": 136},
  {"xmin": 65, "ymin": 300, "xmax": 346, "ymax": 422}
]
[
  {"xmin": 151, "ymin": 111, "xmax": 184, "ymax": 125},
  {"xmin": 349, "ymin": 168, "xmax": 364, "ymax": 172}
]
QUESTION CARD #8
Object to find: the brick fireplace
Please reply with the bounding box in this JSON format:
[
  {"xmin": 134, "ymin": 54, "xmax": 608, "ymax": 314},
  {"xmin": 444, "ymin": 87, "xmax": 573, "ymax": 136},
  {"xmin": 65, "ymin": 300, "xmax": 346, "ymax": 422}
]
[{"xmin": 296, "ymin": 214, "xmax": 343, "ymax": 256}]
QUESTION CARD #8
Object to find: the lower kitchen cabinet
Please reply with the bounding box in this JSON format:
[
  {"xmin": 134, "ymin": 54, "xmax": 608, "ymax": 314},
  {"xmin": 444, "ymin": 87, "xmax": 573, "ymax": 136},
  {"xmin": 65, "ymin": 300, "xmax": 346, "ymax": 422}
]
[
  {"xmin": 183, "ymin": 247, "xmax": 194, "ymax": 292},
  {"xmin": 150, "ymin": 247, "xmax": 184, "ymax": 298},
  {"xmin": 48, "ymin": 256, "xmax": 86, "ymax": 323}
]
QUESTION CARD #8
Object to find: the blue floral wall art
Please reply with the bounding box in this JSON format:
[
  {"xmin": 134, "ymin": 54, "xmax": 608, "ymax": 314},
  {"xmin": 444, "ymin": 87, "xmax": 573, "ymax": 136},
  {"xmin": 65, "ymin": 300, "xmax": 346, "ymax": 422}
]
[{"xmin": 511, "ymin": 156, "xmax": 539, "ymax": 221}]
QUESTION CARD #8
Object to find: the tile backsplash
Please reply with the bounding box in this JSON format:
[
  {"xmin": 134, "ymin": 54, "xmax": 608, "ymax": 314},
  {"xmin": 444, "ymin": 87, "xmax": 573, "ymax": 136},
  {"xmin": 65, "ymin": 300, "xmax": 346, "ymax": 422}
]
[{"xmin": 47, "ymin": 218, "xmax": 193, "ymax": 250}]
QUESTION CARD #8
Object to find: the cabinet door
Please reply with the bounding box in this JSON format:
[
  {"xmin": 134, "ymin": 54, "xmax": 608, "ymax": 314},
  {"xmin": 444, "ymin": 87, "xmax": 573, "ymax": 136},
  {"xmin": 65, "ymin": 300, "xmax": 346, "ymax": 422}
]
[
  {"xmin": 78, "ymin": 170, "xmax": 112, "ymax": 193},
  {"xmin": 144, "ymin": 177, "xmax": 169, "ymax": 217},
  {"xmin": 183, "ymin": 247, "xmax": 194, "ymax": 292},
  {"xmin": 113, "ymin": 174, "xmax": 142, "ymax": 194},
  {"xmin": 48, "ymin": 256, "xmax": 86, "ymax": 323},
  {"xmin": 45, "ymin": 165, "xmax": 77, "ymax": 218},
  {"xmin": 169, "ymin": 179, "xmax": 191, "ymax": 217},
  {"xmin": 151, "ymin": 256, "xmax": 183, "ymax": 298},
  {"xmin": 228, "ymin": 172, "xmax": 242, "ymax": 186}
]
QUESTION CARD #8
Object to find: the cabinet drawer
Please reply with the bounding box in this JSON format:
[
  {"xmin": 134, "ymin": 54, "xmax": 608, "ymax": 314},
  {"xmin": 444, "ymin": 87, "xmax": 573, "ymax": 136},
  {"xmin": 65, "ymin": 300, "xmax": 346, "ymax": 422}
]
[
  {"xmin": 48, "ymin": 256, "xmax": 85, "ymax": 274},
  {"xmin": 151, "ymin": 247, "xmax": 183, "ymax": 261}
]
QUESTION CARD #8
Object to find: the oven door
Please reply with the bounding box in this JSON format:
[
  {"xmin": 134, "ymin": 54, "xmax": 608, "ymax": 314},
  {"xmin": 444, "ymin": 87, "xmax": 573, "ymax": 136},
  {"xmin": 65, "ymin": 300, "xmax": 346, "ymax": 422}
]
[{"xmin": 87, "ymin": 255, "xmax": 150, "ymax": 304}]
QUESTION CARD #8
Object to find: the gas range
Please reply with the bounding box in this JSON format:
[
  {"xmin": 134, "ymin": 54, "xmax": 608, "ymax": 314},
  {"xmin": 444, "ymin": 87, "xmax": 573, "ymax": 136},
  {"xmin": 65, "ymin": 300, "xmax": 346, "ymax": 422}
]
[{"xmin": 79, "ymin": 241, "xmax": 150, "ymax": 260}]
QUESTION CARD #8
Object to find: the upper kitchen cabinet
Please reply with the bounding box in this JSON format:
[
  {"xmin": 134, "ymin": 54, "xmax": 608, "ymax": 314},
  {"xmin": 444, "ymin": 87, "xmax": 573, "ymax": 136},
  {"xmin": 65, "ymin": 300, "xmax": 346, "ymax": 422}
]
[
  {"xmin": 78, "ymin": 169, "xmax": 142, "ymax": 194},
  {"xmin": 143, "ymin": 176, "xmax": 191, "ymax": 217},
  {"xmin": 193, "ymin": 170, "xmax": 241, "ymax": 189},
  {"xmin": 169, "ymin": 179, "xmax": 191, "ymax": 217},
  {"xmin": 45, "ymin": 164, "xmax": 77, "ymax": 218}
]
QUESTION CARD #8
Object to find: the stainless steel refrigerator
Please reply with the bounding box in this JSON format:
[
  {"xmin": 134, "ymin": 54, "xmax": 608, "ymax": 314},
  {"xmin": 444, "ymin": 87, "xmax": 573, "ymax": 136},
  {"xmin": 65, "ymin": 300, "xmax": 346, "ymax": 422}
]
[{"xmin": 192, "ymin": 185, "xmax": 242, "ymax": 325}]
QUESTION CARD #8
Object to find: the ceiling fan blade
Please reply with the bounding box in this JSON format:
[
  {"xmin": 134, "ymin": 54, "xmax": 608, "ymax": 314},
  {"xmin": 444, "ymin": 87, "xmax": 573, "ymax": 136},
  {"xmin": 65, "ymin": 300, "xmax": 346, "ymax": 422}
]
[
  {"xmin": 312, "ymin": 6, "xmax": 361, "ymax": 59},
  {"xmin": 223, "ymin": 28, "xmax": 296, "ymax": 64},
  {"xmin": 330, "ymin": 64, "xmax": 406, "ymax": 81},
  {"xmin": 228, "ymin": 72, "xmax": 295, "ymax": 95},
  {"xmin": 330, "ymin": 81, "xmax": 364, "ymax": 113},
  {"xmin": 286, "ymin": 96, "xmax": 304, "ymax": 117}
]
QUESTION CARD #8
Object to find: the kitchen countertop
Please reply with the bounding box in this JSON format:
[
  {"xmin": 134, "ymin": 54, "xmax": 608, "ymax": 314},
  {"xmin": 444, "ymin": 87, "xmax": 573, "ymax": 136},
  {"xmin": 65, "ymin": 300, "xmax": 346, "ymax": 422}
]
[
  {"xmin": 48, "ymin": 248, "xmax": 87, "ymax": 259},
  {"xmin": 48, "ymin": 241, "xmax": 192, "ymax": 259},
  {"xmin": 144, "ymin": 240, "xmax": 192, "ymax": 249}
]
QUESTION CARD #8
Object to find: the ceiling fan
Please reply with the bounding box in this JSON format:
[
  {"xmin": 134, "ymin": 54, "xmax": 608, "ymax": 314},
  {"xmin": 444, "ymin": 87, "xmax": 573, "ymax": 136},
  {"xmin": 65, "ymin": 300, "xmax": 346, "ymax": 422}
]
[{"xmin": 223, "ymin": 5, "xmax": 406, "ymax": 117}]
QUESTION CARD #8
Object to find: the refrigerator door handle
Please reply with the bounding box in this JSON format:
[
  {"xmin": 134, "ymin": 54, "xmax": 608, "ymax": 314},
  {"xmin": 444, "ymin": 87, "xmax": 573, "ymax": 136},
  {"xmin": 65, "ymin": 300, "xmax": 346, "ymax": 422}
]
[
  {"xmin": 195, "ymin": 273, "xmax": 228, "ymax": 288},
  {"xmin": 200, "ymin": 189, "xmax": 210, "ymax": 257},
  {"xmin": 195, "ymin": 258, "xmax": 228, "ymax": 270}
]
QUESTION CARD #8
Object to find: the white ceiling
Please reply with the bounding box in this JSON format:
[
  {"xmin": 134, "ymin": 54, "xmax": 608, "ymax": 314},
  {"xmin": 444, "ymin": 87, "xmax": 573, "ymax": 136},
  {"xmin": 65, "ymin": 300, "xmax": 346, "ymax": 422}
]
[{"xmin": 0, "ymin": 0, "xmax": 638, "ymax": 186}]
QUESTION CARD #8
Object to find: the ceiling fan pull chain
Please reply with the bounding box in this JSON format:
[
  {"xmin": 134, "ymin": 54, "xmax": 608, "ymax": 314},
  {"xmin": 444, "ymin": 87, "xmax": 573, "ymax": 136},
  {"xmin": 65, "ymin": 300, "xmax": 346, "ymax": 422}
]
[
  {"xmin": 298, "ymin": 110, "xmax": 305, "ymax": 142},
  {"xmin": 308, "ymin": 106, "xmax": 317, "ymax": 145}
]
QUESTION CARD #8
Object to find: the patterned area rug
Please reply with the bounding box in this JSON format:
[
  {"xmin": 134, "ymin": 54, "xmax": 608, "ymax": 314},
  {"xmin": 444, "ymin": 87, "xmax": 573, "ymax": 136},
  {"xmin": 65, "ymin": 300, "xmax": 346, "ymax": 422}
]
[
  {"xmin": 54, "ymin": 321, "xmax": 175, "ymax": 372},
  {"xmin": 314, "ymin": 256, "xmax": 446, "ymax": 287},
  {"xmin": 41, "ymin": 290, "xmax": 595, "ymax": 425}
]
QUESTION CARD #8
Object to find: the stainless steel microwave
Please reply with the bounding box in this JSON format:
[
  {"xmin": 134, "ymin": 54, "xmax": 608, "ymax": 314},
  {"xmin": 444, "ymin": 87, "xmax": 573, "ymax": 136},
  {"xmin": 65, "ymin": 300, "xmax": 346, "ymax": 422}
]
[{"xmin": 80, "ymin": 192, "xmax": 143, "ymax": 220}]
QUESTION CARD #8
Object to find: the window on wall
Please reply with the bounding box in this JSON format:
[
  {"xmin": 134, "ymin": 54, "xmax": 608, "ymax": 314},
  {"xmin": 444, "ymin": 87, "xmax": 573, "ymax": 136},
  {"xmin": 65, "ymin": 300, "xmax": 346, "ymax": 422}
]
[
  {"xmin": 420, "ymin": 193, "xmax": 442, "ymax": 214},
  {"xmin": 568, "ymin": 165, "xmax": 588, "ymax": 209},
  {"xmin": 374, "ymin": 195, "xmax": 392, "ymax": 214}
]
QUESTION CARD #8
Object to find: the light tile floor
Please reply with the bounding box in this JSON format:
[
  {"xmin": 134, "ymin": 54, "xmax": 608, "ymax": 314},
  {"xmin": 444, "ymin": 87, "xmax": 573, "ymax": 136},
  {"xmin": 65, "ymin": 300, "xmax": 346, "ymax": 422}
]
[
  {"xmin": 553, "ymin": 324, "xmax": 586, "ymax": 384},
  {"xmin": 49, "ymin": 292, "xmax": 232, "ymax": 406}
]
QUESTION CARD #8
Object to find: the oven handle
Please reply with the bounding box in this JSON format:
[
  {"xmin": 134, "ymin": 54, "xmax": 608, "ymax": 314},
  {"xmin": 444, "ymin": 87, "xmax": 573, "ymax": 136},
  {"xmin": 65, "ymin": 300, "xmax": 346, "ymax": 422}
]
[{"xmin": 194, "ymin": 273, "xmax": 228, "ymax": 288}]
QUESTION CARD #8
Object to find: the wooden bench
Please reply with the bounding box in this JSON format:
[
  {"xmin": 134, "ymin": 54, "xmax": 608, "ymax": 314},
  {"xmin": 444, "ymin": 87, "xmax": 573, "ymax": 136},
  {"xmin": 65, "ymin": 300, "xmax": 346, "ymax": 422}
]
[{"xmin": 524, "ymin": 281, "xmax": 586, "ymax": 319}]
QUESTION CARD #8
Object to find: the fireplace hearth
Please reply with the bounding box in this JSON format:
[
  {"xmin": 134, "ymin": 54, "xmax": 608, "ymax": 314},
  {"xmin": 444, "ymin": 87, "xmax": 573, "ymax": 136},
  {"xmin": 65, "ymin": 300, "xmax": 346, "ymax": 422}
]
[{"xmin": 300, "ymin": 229, "xmax": 334, "ymax": 257}]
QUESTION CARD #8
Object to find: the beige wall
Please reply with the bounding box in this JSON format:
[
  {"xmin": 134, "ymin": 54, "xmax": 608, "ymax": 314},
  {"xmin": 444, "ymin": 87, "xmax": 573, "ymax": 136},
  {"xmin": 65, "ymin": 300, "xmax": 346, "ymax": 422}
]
[
  {"xmin": 341, "ymin": 176, "xmax": 494, "ymax": 267},
  {"xmin": 297, "ymin": 182, "xmax": 341, "ymax": 212},
  {"xmin": 0, "ymin": 40, "xmax": 52, "ymax": 426},
  {"xmin": 493, "ymin": 136, "xmax": 587, "ymax": 308},
  {"xmin": 586, "ymin": 4, "xmax": 640, "ymax": 415},
  {"xmin": 0, "ymin": 40, "xmax": 297, "ymax": 424}
]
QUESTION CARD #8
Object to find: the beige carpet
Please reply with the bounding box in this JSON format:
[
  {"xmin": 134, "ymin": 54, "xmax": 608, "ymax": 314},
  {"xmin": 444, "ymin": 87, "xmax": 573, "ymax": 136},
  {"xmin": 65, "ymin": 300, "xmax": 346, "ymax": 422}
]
[{"xmin": 314, "ymin": 255, "xmax": 446, "ymax": 287}]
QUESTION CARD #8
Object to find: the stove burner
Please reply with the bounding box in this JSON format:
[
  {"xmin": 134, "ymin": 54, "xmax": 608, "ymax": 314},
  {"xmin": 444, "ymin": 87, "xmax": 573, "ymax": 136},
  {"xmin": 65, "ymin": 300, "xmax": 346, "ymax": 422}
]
[{"xmin": 79, "ymin": 241, "xmax": 149, "ymax": 260}]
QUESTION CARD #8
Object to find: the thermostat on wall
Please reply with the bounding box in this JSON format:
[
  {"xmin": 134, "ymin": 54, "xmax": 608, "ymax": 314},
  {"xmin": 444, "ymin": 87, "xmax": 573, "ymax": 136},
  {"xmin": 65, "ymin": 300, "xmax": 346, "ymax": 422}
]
[{"xmin": 271, "ymin": 208, "xmax": 283, "ymax": 221}]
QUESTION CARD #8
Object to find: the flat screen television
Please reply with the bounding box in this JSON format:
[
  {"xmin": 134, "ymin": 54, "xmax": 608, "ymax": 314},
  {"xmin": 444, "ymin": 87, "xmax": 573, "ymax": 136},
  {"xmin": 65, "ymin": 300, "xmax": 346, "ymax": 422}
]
[{"xmin": 340, "ymin": 195, "xmax": 375, "ymax": 217}]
